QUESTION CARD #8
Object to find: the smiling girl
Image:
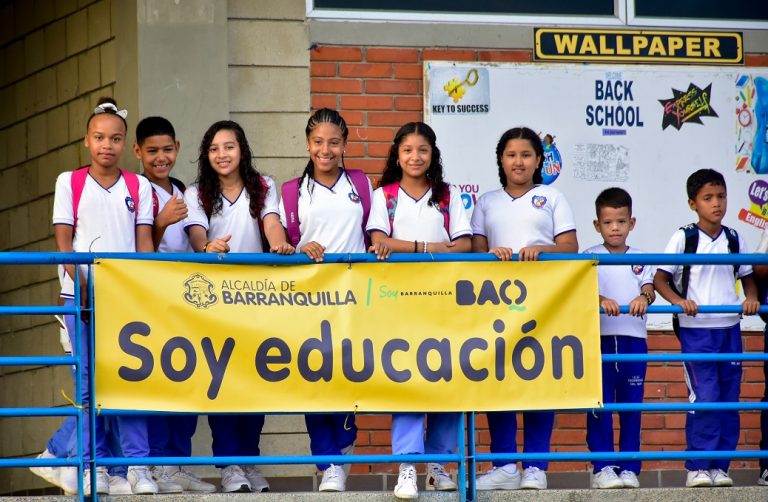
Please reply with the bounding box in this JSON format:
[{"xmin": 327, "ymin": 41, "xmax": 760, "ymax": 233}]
[
  {"xmin": 278, "ymin": 108, "xmax": 385, "ymax": 492},
  {"xmin": 471, "ymin": 126, "xmax": 578, "ymax": 491},
  {"xmin": 366, "ymin": 122, "xmax": 471, "ymax": 499},
  {"xmin": 184, "ymin": 120, "xmax": 293, "ymax": 493}
]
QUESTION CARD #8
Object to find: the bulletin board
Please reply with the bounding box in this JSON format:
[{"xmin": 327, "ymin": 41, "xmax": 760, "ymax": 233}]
[{"xmin": 424, "ymin": 62, "xmax": 768, "ymax": 329}]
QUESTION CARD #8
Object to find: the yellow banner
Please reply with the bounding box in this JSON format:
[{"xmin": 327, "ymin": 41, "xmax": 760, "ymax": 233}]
[{"xmin": 94, "ymin": 259, "xmax": 601, "ymax": 413}]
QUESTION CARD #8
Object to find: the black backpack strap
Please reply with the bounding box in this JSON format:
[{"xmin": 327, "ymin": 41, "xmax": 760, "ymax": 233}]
[
  {"xmin": 679, "ymin": 223, "xmax": 699, "ymax": 300},
  {"xmin": 170, "ymin": 176, "xmax": 186, "ymax": 194},
  {"xmin": 721, "ymin": 225, "xmax": 740, "ymax": 277},
  {"xmin": 671, "ymin": 224, "xmax": 699, "ymax": 337}
]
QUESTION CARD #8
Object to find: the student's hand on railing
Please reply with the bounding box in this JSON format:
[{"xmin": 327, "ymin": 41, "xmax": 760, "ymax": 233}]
[
  {"xmin": 674, "ymin": 299, "xmax": 698, "ymax": 316},
  {"xmin": 489, "ymin": 247, "xmax": 514, "ymax": 261},
  {"xmin": 600, "ymin": 298, "xmax": 620, "ymax": 316},
  {"xmin": 300, "ymin": 241, "xmax": 326, "ymax": 262},
  {"xmin": 518, "ymin": 246, "xmax": 541, "ymax": 261},
  {"xmin": 742, "ymin": 297, "xmax": 761, "ymax": 316},
  {"xmin": 270, "ymin": 242, "xmax": 295, "ymax": 255},
  {"xmin": 628, "ymin": 296, "xmax": 648, "ymax": 317},
  {"xmin": 368, "ymin": 242, "xmax": 391, "ymax": 260}
]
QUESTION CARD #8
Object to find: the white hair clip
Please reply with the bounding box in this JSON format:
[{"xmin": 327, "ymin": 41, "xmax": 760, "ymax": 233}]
[{"xmin": 93, "ymin": 102, "xmax": 128, "ymax": 119}]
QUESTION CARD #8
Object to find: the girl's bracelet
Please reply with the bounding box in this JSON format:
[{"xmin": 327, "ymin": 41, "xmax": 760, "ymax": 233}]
[
  {"xmin": 422, "ymin": 241, "xmax": 428, "ymax": 253},
  {"xmin": 414, "ymin": 240, "xmax": 418, "ymax": 253},
  {"xmin": 202, "ymin": 241, "xmax": 210, "ymax": 253}
]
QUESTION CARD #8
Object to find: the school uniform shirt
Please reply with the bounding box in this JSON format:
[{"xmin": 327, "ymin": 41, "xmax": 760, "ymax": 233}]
[
  {"xmin": 367, "ymin": 184, "xmax": 471, "ymax": 242},
  {"xmin": 52, "ymin": 170, "xmax": 154, "ymax": 298},
  {"xmin": 278, "ymin": 170, "xmax": 372, "ymax": 253},
  {"xmin": 471, "ymin": 184, "xmax": 576, "ymax": 249},
  {"xmin": 583, "ymin": 244, "xmax": 654, "ymax": 339},
  {"xmin": 658, "ymin": 226, "xmax": 753, "ymax": 329},
  {"xmin": 184, "ymin": 176, "xmax": 279, "ymax": 253},
  {"xmin": 150, "ymin": 181, "xmax": 192, "ymax": 253}
]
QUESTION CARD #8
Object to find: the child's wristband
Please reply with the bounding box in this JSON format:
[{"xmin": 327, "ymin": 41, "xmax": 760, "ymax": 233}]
[
  {"xmin": 643, "ymin": 291, "xmax": 653, "ymax": 305},
  {"xmin": 414, "ymin": 240, "xmax": 418, "ymax": 253},
  {"xmin": 202, "ymin": 241, "xmax": 210, "ymax": 253}
]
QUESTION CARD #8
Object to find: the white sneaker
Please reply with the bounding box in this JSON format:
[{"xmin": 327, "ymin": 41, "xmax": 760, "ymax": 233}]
[
  {"xmin": 221, "ymin": 465, "xmax": 251, "ymax": 493},
  {"xmin": 394, "ymin": 463, "xmax": 418, "ymax": 499},
  {"xmin": 58, "ymin": 467, "xmax": 79, "ymax": 495},
  {"xmin": 319, "ymin": 464, "xmax": 346, "ymax": 492},
  {"xmin": 151, "ymin": 466, "xmax": 184, "ymax": 493},
  {"xmin": 709, "ymin": 469, "xmax": 733, "ymax": 487},
  {"xmin": 127, "ymin": 466, "xmax": 159, "ymax": 494},
  {"xmin": 29, "ymin": 449, "xmax": 60, "ymax": 488},
  {"xmin": 592, "ymin": 466, "xmax": 623, "ymax": 489},
  {"xmin": 157, "ymin": 466, "xmax": 216, "ymax": 493},
  {"xmin": 619, "ymin": 470, "xmax": 640, "ymax": 488},
  {"xmin": 758, "ymin": 468, "xmax": 768, "ymax": 485},
  {"xmin": 84, "ymin": 467, "xmax": 109, "ymax": 495},
  {"xmin": 476, "ymin": 464, "xmax": 521, "ymax": 490},
  {"xmin": 242, "ymin": 465, "xmax": 270, "ymax": 492},
  {"xmin": 686, "ymin": 469, "xmax": 713, "ymax": 487},
  {"xmin": 108, "ymin": 474, "xmax": 133, "ymax": 495},
  {"xmin": 520, "ymin": 466, "xmax": 547, "ymax": 489},
  {"xmin": 426, "ymin": 462, "xmax": 457, "ymax": 491}
]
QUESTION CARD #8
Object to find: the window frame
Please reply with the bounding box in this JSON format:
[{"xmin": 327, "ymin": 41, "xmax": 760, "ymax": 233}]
[
  {"xmin": 306, "ymin": 0, "xmax": 627, "ymax": 26},
  {"xmin": 306, "ymin": 0, "xmax": 768, "ymax": 29}
]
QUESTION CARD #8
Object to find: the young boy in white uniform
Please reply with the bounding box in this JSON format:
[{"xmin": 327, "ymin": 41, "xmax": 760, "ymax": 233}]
[
  {"xmin": 654, "ymin": 168, "xmax": 760, "ymax": 488},
  {"xmin": 583, "ymin": 187, "xmax": 654, "ymax": 489},
  {"xmin": 134, "ymin": 116, "xmax": 216, "ymax": 494}
]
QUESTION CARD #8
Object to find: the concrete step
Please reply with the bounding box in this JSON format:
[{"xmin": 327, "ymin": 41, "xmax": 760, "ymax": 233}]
[{"xmin": 2, "ymin": 487, "xmax": 768, "ymax": 501}]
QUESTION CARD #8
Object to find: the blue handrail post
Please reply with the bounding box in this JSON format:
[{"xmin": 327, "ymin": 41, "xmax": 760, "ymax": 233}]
[
  {"xmin": 88, "ymin": 264, "xmax": 97, "ymax": 500},
  {"xmin": 467, "ymin": 412, "xmax": 477, "ymax": 501},
  {"xmin": 456, "ymin": 411, "xmax": 467, "ymax": 502},
  {"xmin": 73, "ymin": 266, "xmax": 85, "ymax": 502}
]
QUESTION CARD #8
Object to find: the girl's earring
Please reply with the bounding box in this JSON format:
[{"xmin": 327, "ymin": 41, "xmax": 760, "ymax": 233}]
[{"xmin": 396, "ymin": 160, "xmax": 400, "ymax": 167}]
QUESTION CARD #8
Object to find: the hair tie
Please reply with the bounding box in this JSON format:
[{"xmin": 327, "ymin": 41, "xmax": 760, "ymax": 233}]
[{"xmin": 94, "ymin": 102, "xmax": 128, "ymax": 119}]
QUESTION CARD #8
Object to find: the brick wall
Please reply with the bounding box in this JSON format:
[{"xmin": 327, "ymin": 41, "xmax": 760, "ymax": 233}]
[{"xmin": 311, "ymin": 44, "xmax": 768, "ymax": 476}]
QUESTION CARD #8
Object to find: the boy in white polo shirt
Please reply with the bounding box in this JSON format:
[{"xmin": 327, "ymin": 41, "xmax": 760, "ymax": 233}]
[
  {"xmin": 133, "ymin": 116, "xmax": 216, "ymax": 494},
  {"xmin": 654, "ymin": 168, "xmax": 760, "ymax": 488},
  {"xmin": 583, "ymin": 187, "xmax": 654, "ymax": 490}
]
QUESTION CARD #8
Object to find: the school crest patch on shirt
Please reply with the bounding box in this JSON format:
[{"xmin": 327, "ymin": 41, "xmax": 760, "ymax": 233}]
[
  {"xmin": 632, "ymin": 265, "xmax": 644, "ymax": 274},
  {"xmin": 125, "ymin": 196, "xmax": 136, "ymax": 213},
  {"xmin": 531, "ymin": 195, "xmax": 547, "ymax": 208},
  {"xmin": 348, "ymin": 192, "xmax": 360, "ymax": 203}
]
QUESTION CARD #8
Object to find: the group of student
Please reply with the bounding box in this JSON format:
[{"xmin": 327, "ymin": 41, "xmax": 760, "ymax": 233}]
[{"xmin": 27, "ymin": 96, "xmax": 768, "ymax": 498}]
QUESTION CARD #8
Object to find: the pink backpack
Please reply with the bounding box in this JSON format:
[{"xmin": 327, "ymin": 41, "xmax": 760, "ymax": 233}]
[
  {"xmin": 71, "ymin": 166, "xmax": 140, "ymax": 233},
  {"xmin": 281, "ymin": 169, "xmax": 371, "ymax": 247},
  {"xmin": 381, "ymin": 181, "xmax": 450, "ymax": 235}
]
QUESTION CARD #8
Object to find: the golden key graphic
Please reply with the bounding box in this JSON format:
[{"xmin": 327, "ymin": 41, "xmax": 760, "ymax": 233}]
[{"xmin": 443, "ymin": 69, "xmax": 479, "ymax": 103}]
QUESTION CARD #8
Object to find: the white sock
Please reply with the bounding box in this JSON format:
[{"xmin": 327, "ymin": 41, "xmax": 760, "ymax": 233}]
[{"xmin": 500, "ymin": 463, "xmax": 519, "ymax": 474}]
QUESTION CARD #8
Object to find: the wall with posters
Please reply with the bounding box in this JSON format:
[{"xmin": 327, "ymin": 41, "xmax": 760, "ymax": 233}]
[{"xmin": 425, "ymin": 62, "xmax": 768, "ymax": 329}]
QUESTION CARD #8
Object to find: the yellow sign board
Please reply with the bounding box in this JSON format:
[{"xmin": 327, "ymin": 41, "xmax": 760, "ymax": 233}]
[
  {"xmin": 94, "ymin": 259, "xmax": 601, "ymax": 413},
  {"xmin": 534, "ymin": 28, "xmax": 743, "ymax": 64}
]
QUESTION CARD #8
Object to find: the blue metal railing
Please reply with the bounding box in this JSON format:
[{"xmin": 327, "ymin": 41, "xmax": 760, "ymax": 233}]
[{"xmin": 2, "ymin": 251, "xmax": 768, "ymax": 501}]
